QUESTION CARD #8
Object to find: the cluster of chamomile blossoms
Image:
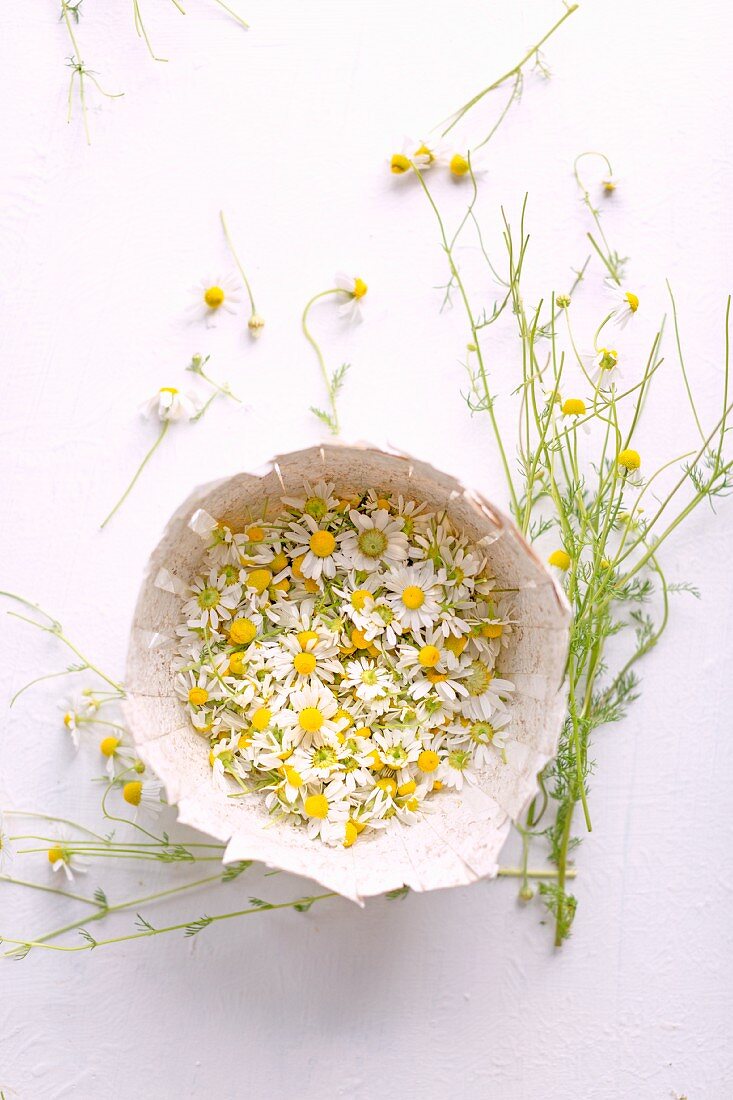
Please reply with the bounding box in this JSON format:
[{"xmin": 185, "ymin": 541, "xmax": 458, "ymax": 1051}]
[{"xmin": 172, "ymin": 483, "xmax": 517, "ymax": 849}]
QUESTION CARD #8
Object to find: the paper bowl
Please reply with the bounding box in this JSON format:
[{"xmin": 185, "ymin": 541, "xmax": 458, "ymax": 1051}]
[{"xmin": 123, "ymin": 443, "xmax": 570, "ymax": 902}]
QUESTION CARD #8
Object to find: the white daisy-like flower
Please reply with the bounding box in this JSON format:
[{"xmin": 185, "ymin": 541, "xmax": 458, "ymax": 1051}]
[
  {"xmin": 393, "ymin": 783, "xmax": 435, "ymax": 824},
  {"xmin": 465, "ymin": 713, "xmax": 512, "ymax": 766},
  {"xmin": 338, "ymin": 508, "xmax": 408, "ymax": 573},
  {"xmin": 121, "ymin": 777, "xmax": 165, "ymax": 819},
  {"xmin": 47, "ymin": 831, "xmax": 90, "ymax": 882},
  {"xmin": 384, "ymin": 563, "xmax": 442, "ymax": 631},
  {"xmin": 437, "ymin": 746, "xmax": 478, "ymax": 790},
  {"xmin": 189, "ymin": 273, "xmax": 241, "ymax": 327},
  {"xmin": 301, "ymin": 779, "xmax": 350, "ymax": 843},
  {"xmin": 278, "ymin": 684, "xmax": 342, "ymax": 749},
  {"xmin": 557, "ymin": 397, "xmax": 591, "ymax": 435},
  {"xmin": 141, "ymin": 387, "xmax": 199, "ymax": 422},
  {"xmin": 264, "ymin": 633, "xmax": 343, "ymax": 691},
  {"xmin": 613, "ymin": 289, "xmax": 639, "ymax": 329},
  {"xmin": 602, "ymin": 176, "xmax": 619, "ymax": 194},
  {"xmin": 182, "ymin": 569, "xmax": 242, "ymax": 632},
  {"xmin": 460, "ymin": 661, "xmax": 516, "ymax": 721},
  {"xmin": 281, "ymin": 480, "xmax": 340, "ymax": 523},
  {"xmin": 372, "ymin": 726, "xmax": 421, "ymax": 772},
  {"xmin": 342, "ymin": 656, "xmax": 395, "ymax": 703},
  {"xmin": 286, "ymin": 516, "xmax": 340, "ymax": 580},
  {"xmin": 334, "ymin": 271, "xmax": 368, "ymax": 322},
  {"xmin": 59, "ymin": 694, "xmax": 98, "ymax": 748},
  {"xmin": 587, "ymin": 347, "xmax": 621, "ymax": 389},
  {"xmin": 357, "ymin": 598, "xmax": 404, "ymax": 648},
  {"xmin": 99, "ymin": 733, "xmax": 138, "ymax": 778}
]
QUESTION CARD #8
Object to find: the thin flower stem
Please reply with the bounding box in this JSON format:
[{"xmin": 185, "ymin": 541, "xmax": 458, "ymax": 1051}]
[
  {"xmin": 2, "ymin": 892, "xmax": 335, "ymax": 955},
  {"xmin": 100, "ymin": 419, "xmax": 170, "ymax": 529},
  {"xmin": 302, "ymin": 288, "xmax": 343, "ymax": 435},
  {"xmin": 439, "ymin": 4, "xmax": 579, "ymax": 139},
  {"xmin": 220, "ymin": 210, "xmax": 256, "ymax": 314},
  {"xmin": 0, "ymin": 874, "xmax": 99, "ymax": 906}
]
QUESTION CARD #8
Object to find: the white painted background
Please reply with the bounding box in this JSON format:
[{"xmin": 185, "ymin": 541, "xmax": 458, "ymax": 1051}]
[{"xmin": 2, "ymin": 1, "xmax": 732, "ymax": 1096}]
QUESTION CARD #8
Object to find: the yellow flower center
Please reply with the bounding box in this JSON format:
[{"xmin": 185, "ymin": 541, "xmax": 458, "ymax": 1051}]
[
  {"xmin": 417, "ymin": 749, "xmax": 440, "ymax": 773},
  {"xmin": 304, "ymin": 579, "xmax": 320, "ymax": 594},
  {"xmin": 293, "ymin": 651, "xmax": 317, "ymax": 676},
  {"xmin": 204, "ymin": 286, "xmax": 225, "ymax": 309},
  {"xmin": 271, "ymin": 551, "xmax": 288, "ymax": 572},
  {"xmin": 247, "ymin": 525, "xmax": 265, "ymax": 542},
  {"xmin": 284, "ymin": 766, "xmax": 303, "ymax": 788},
  {"xmin": 351, "ymin": 628, "xmax": 370, "ymax": 649},
  {"xmin": 481, "ymin": 623, "xmax": 504, "ymax": 639},
  {"xmin": 247, "ymin": 569, "xmax": 272, "ymax": 595},
  {"xmin": 414, "ymin": 143, "xmax": 434, "ymax": 163},
  {"xmin": 450, "ymin": 153, "xmax": 470, "ymax": 177},
  {"xmin": 465, "ymin": 661, "xmax": 493, "ymax": 697},
  {"xmin": 297, "ymin": 629, "xmax": 319, "ymax": 649},
  {"xmin": 418, "ymin": 644, "xmax": 441, "ymax": 668},
  {"xmin": 228, "ymin": 653, "xmax": 245, "ymax": 675},
  {"xmin": 548, "ymin": 549, "xmax": 571, "ymax": 570},
  {"xmin": 432, "ymin": 780, "xmax": 443, "ymax": 791},
  {"xmin": 292, "ymin": 553, "xmax": 306, "ymax": 577},
  {"xmin": 357, "ymin": 528, "xmax": 388, "ymax": 558},
  {"xmin": 377, "ymin": 777, "xmax": 397, "ymax": 797},
  {"xmin": 562, "ymin": 398, "xmax": 586, "ymax": 417},
  {"xmin": 251, "ymin": 707, "xmax": 272, "ymax": 731},
  {"xmin": 352, "ymin": 278, "xmax": 368, "ymax": 299},
  {"xmin": 304, "ymin": 794, "xmax": 329, "ymax": 819},
  {"xmin": 353, "ymin": 725, "xmax": 371, "ymax": 738},
  {"xmin": 398, "ymin": 779, "xmax": 416, "ymax": 796},
  {"xmin": 618, "ymin": 448, "xmax": 641, "ymax": 471},
  {"xmin": 47, "ymin": 846, "xmax": 65, "ymax": 864},
  {"xmin": 123, "ymin": 780, "xmax": 142, "ymax": 807},
  {"xmin": 426, "ymin": 671, "xmax": 447, "ymax": 683},
  {"xmin": 334, "ymin": 708, "xmax": 354, "ymax": 729},
  {"xmin": 343, "ymin": 820, "xmax": 358, "ymax": 847},
  {"xmin": 351, "ymin": 588, "xmax": 373, "ymax": 611},
  {"xmin": 625, "ymin": 291, "xmax": 639, "ymax": 312},
  {"xmin": 309, "ymin": 530, "xmax": 336, "ymax": 557},
  {"xmin": 188, "ymin": 687, "xmax": 209, "ymax": 706},
  {"xmin": 445, "ymin": 634, "xmax": 468, "ymax": 656},
  {"xmin": 299, "ymin": 707, "xmax": 324, "ymax": 733},
  {"xmin": 100, "ymin": 736, "xmax": 119, "ymax": 757},
  {"xmin": 401, "ymin": 585, "xmax": 425, "ymax": 609},
  {"xmin": 229, "ymin": 618, "xmax": 257, "ymax": 646},
  {"xmin": 391, "ymin": 152, "xmax": 411, "ymax": 174}
]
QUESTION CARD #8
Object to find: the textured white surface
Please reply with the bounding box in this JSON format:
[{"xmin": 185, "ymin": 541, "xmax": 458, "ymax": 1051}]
[{"xmin": 1, "ymin": 1, "xmax": 732, "ymax": 1097}]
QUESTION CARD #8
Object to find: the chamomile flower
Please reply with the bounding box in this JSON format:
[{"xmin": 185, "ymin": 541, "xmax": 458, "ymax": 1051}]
[
  {"xmin": 99, "ymin": 734, "xmax": 137, "ymax": 778},
  {"xmin": 141, "ymin": 387, "xmax": 199, "ymax": 422},
  {"xmin": 466, "ymin": 713, "xmax": 512, "ymax": 766},
  {"xmin": 448, "ymin": 150, "xmax": 487, "ymax": 180},
  {"xmin": 59, "ymin": 695, "xmax": 97, "ymax": 748},
  {"xmin": 190, "ymin": 273, "xmax": 241, "ymax": 326},
  {"xmin": 301, "ymin": 780, "xmax": 350, "ymax": 842},
  {"xmin": 613, "ymin": 289, "xmax": 639, "ymax": 328},
  {"xmin": 265, "ymin": 633, "xmax": 343, "ymax": 690},
  {"xmin": 411, "ymin": 139, "xmax": 445, "ymax": 170},
  {"xmin": 617, "ymin": 448, "xmax": 642, "ymax": 485},
  {"xmin": 287, "ymin": 516, "xmax": 341, "ymax": 580},
  {"xmin": 602, "ymin": 176, "xmax": 619, "ymax": 194},
  {"xmin": 342, "ymin": 657, "xmax": 395, "ymax": 702},
  {"xmin": 47, "ymin": 831, "xmax": 89, "ymax": 882},
  {"xmin": 279, "ymin": 684, "xmax": 342, "ymax": 748},
  {"xmin": 589, "ymin": 346, "xmax": 621, "ymax": 388},
  {"xmin": 334, "ymin": 272, "xmax": 368, "ymax": 322},
  {"xmin": 121, "ymin": 777, "xmax": 165, "ymax": 819},
  {"xmin": 437, "ymin": 746, "xmax": 478, "ymax": 790},
  {"xmin": 183, "ymin": 569, "xmax": 242, "ymax": 632},
  {"xmin": 357, "ymin": 598, "xmax": 404, "ymax": 648},
  {"xmin": 282, "ymin": 480, "xmax": 339, "ymax": 523},
  {"xmin": 338, "ymin": 508, "xmax": 408, "ymax": 572},
  {"xmin": 384, "ymin": 564, "xmax": 441, "ymax": 631},
  {"xmin": 460, "ymin": 662, "xmax": 516, "ymax": 721}
]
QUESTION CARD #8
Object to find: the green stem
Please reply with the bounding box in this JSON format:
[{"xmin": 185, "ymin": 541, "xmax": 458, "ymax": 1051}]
[{"xmin": 100, "ymin": 419, "xmax": 169, "ymax": 529}]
